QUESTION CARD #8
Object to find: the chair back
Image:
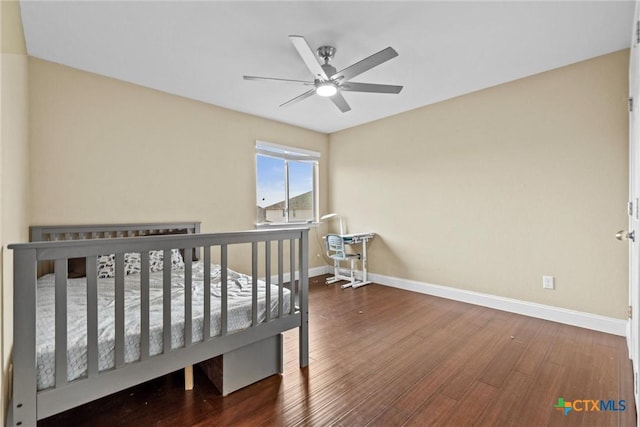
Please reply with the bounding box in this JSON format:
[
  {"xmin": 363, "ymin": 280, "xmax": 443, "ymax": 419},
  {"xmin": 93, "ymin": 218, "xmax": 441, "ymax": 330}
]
[{"xmin": 325, "ymin": 234, "xmax": 346, "ymax": 258}]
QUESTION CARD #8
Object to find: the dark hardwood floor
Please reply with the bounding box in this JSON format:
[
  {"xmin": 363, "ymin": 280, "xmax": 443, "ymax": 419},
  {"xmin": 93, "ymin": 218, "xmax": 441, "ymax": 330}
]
[{"xmin": 40, "ymin": 275, "xmax": 636, "ymax": 426}]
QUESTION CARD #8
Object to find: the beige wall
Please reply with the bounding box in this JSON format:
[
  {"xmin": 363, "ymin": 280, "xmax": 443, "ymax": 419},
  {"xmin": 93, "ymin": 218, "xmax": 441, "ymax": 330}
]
[
  {"xmin": 0, "ymin": 0, "xmax": 29, "ymax": 423},
  {"xmin": 28, "ymin": 58, "xmax": 329, "ymax": 272},
  {"xmin": 29, "ymin": 50, "xmax": 630, "ymax": 319},
  {"xmin": 329, "ymin": 50, "xmax": 629, "ymax": 319}
]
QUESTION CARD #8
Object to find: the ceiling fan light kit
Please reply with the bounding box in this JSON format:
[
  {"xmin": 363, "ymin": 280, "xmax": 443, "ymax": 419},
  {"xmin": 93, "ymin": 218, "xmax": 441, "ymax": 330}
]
[
  {"xmin": 316, "ymin": 82, "xmax": 338, "ymax": 97},
  {"xmin": 243, "ymin": 35, "xmax": 403, "ymax": 113}
]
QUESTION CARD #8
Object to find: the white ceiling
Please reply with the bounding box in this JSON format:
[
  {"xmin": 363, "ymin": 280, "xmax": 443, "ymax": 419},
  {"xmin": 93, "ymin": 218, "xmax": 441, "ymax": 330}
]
[{"xmin": 20, "ymin": 1, "xmax": 635, "ymax": 134}]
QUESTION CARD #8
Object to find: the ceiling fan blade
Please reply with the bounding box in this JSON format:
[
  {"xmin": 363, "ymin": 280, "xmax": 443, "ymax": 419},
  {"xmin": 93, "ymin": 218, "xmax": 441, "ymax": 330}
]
[
  {"xmin": 329, "ymin": 92, "xmax": 351, "ymax": 113},
  {"xmin": 280, "ymin": 89, "xmax": 317, "ymax": 107},
  {"xmin": 244, "ymin": 75, "xmax": 314, "ymax": 86},
  {"xmin": 340, "ymin": 82, "xmax": 403, "ymax": 94},
  {"xmin": 332, "ymin": 47, "xmax": 398, "ymax": 82},
  {"xmin": 289, "ymin": 35, "xmax": 328, "ymax": 80}
]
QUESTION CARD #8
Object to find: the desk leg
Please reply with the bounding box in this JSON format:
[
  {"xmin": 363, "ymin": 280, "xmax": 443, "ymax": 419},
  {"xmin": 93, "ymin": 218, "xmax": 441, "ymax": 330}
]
[{"xmin": 353, "ymin": 238, "xmax": 372, "ymax": 288}]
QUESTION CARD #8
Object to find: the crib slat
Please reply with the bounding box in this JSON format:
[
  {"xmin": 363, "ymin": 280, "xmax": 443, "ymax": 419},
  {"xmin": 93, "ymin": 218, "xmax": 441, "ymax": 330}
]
[
  {"xmin": 115, "ymin": 253, "xmax": 125, "ymax": 368},
  {"xmin": 203, "ymin": 246, "xmax": 211, "ymax": 340},
  {"xmin": 184, "ymin": 247, "xmax": 192, "ymax": 347},
  {"xmin": 299, "ymin": 231, "xmax": 309, "ymax": 367},
  {"xmin": 163, "ymin": 249, "xmax": 171, "ymax": 354},
  {"xmin": 221, "ymin": 244, "xmax": 228, "ymax": 336},
  {"xmin": 278, "ymin": 240, "xmax": 284, "ymax": 318},
  {"xmin": 265, "ymin": 241, "xmax": 271, "ymax": 322},
  {"xmin": 86, "ymin": 257, "xmax": 98, "ymax": 377},
  {"xmin": 54, "ymin": 259, "xmax": 68, "ymax": 388},
  {"xmin": 252, "ymin": 242, "xmax": 258, "ymax": 326},
  {"xmin": 290, "ymin": 239, "xmax": 295, "ymax": 314},
  {"xmin": 140, "ymin": 252, "xmax": 150, "ymax": 359}
]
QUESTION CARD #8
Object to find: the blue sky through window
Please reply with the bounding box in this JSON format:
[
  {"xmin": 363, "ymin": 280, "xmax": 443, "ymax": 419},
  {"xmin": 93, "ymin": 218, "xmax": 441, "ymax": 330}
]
[
  {"xmin": 256, "ymin": 155, "xmax": 314, "ymax": 208},
  {"xmin": 288, "ymin": 160, "xmax": 313, "ymax": 200}
]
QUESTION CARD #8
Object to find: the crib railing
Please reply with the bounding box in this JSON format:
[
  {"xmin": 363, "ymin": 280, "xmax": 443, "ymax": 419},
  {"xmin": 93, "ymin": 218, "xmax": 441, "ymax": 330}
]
[{"xmin": 9, "ymin": 227, "xmax": 309, "ymax": 426}]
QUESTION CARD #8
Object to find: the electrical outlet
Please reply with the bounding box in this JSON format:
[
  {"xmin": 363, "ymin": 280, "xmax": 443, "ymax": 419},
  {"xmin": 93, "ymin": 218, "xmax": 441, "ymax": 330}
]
[{"xmin": 543, "ymin": 275, "xmax": 555, "ymax": 290}]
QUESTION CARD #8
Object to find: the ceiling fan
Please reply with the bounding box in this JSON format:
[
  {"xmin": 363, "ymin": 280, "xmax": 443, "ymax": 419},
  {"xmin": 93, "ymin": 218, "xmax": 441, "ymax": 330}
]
[{"xmin": 243, "ymin": 35, "xmax": 403, "ymax": 113}]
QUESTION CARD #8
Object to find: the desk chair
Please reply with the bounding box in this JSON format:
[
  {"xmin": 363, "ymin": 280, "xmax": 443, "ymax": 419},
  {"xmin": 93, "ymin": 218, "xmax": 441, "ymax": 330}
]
[{"xmin": 324, "ymin": 234, "xmax": 361, "ymax": 287}]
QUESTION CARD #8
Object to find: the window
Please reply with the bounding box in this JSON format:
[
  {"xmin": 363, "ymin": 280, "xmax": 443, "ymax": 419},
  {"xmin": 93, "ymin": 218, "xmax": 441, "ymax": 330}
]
[{"xmin": 256, "ymin": 141, "xmax": 319, "ymax": 225}]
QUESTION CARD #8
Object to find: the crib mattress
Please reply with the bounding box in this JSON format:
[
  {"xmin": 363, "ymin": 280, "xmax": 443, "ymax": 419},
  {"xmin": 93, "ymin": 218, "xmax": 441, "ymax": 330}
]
[{"xmin": 35, "ymin": 262, "xmax": 291, "ymax": 391}]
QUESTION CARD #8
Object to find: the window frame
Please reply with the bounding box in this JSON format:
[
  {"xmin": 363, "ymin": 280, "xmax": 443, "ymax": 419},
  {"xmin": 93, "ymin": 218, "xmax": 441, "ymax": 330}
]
[{"xmin": 255, "ymin": 141, "xmax": 320, "ymax": 228}]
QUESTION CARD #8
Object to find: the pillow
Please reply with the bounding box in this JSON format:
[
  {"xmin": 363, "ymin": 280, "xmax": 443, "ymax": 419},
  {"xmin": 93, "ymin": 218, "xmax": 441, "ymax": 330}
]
[
  {"xmin": 130, "ymin": 249, "xmax": 184, "ymax": 274},
  {"xmin": 148, "ymin": 250, "xmax": 163, "ymax": 273},
  {"xmin": 171, "ymin": 249, "xmax": 185, "ymax": 269},
  {"xmin": 63, "ymin": 227, "xmax": 193, "ymax": 278},
  {"xmin": 124, "ymin": 253, "xmax": 141, "ymax": 275},
  {"xmin": 96, "ymin": 249, "xmax": 184, "ymax": 279},
  {"xmin": 96, "ymin": 254, "xmax": 116, "ymax": 279}
]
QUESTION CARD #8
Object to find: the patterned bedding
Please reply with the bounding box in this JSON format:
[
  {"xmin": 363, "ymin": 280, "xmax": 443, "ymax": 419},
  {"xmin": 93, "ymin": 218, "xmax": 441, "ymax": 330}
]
[{"xmin": 35, "ymin": 262, "xmax": 291, "ymax": 391}]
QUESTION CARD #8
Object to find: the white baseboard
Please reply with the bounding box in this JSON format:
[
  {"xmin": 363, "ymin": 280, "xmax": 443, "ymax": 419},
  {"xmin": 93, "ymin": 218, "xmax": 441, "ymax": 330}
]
[
  {"xmin": 309, "ymin": 265, "xmax": 331, "ymax": 277},
  {"xmin": 309, "ymin": 266, "xmax": 626, "ymax": 336},
  {"xmin": 309, "ymin": 266, "xmax": 629, "ymax": 341},
  {"xmin": 365, "ymin": 272, "xmax": 627, "ymax": 336}
]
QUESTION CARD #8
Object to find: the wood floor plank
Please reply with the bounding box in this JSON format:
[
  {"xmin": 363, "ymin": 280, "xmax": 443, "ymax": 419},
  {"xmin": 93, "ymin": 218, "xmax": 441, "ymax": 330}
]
[
  {"xmin": 437, "ymin": 316, "xmax": 518, "ymax": 399},
  {"xmin": 546, "ymin": 323, "xmax": 581, "ymax": 366},
  {"xmin": 476, "ymin": 338, "xmax": 525, "ymax": 388},
  {"xmin": 474, "ymin": 370, "xmax": 534, "ymax": 426},
  {"xmin": 39, "ymin": 275, "xmax": 637, "ymax": 427},
  {"xmin": 426, "ymin": 380, "xmax": 497, "ymax": 427},
  {"xmin": 328, "ymin": 305, "xmax": 498, "ymax": 426},
  {"xmin": 514, "ymin": 319, "xmax": 560, "ymax": 376},
  {"xmin": 518, "ymin": 356, "xmax": 568, "ymax": 426},
  {"xmin": 369, "ymin": 310, "xmax": 509, "ymax": 425},
  {"xmin": 400, "ymin": 393, "xmax": 458, "ymax": 427},
  {"xmin": 286, "ymin": 334, "xmax": 433, "ymax": 426},
  {"xmin": 274, "ymin": 334, "xmax": 429, "ymax": 426}
]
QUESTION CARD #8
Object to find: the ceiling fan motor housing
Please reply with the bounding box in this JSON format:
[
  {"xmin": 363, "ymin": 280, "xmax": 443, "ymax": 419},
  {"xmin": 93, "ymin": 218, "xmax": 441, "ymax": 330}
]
[{"xmin": 321, "ymin": 63, "xmax": 337, "ymax": 79}]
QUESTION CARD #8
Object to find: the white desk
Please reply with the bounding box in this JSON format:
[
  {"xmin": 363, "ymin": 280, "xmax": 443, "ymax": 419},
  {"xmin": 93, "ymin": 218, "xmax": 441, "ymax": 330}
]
[{"xmin": 327, "ymin": 232, "xmax": 375, "ymax": 289}]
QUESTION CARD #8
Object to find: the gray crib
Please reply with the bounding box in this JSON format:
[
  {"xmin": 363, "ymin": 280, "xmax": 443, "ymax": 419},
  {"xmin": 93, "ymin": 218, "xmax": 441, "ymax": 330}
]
[{"xmin": 8, "ymin": 222, "xmax": 309, "ymax": 426}]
